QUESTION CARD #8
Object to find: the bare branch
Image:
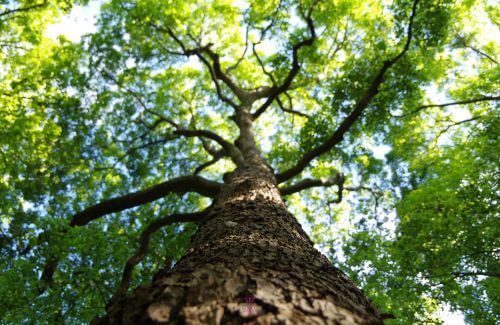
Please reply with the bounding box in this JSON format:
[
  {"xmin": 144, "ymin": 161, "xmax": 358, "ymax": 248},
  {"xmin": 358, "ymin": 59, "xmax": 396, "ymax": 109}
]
[
  {"xmin": 428, "ymin": 270, "xmax": 500, "ymax": 279},
  {"xmin": 252, "ymin": 41, "xmax": 277, "ymax": 84},
  {"xmin": 69, "ymin": 176, "xmax": 221, "ymax": 227},
  {"xmin": 280, "ymin": 173, "xmax": 344, "ymax": 196},
  {"xmin": 252, "ymin": 45, "xmax": 304, "ymax": 117},
  {"xmin": 103, "ymin": 69, "xmax": 243, "ymax": 163},
  {"xmin": 326, "ymin": 21, "xmax": 349, "ymax": 60},
  {"xmin": 276, "ymin": 0, "xmax": 420, "ymax": 183},
  {"xmin": 111, "ymin": 210, "xmax": 207, "ymax": 301},
  {"xmin": 431, "ymin": 115, "xmax": 483, "ymax": 146},
  {"xmin": 100, "ymin": 137, "xmax": 175, "ymax": 171}
]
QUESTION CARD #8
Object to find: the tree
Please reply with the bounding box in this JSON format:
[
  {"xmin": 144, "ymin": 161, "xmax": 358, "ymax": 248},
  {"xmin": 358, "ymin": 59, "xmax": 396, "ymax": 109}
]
[{"xmin": 0, "ymin": 0, "xmax": 498, "ymax": 323}]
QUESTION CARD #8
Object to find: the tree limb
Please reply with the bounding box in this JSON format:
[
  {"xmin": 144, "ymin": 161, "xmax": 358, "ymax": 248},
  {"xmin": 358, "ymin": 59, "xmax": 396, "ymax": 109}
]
[
  {"xmin": 451, "ymin": 271, "xmax": 500, "ymax": 278},
  {"xmin": 0, "ymin": 1, "xmax": 46, "ymax": 19},
  {"xmin": 104, "ymin": 69, "xmax": 243, "ymax": 164},
  {"xmin": 280, "ymin": 173, "xmax": 344, "ymax": 196},
  {"xmin": 102, "ymin": 70, "xmax": 179, "ymax": 128},
  {"xmin": 110, "ymin": 210, "xmax": 207, "ymax": 302},
  {"xmin": 276, "ymin": 94, "xmax": 310, "ymax": 118},
  {"xmin": 435, "ymin": 115, "xmax": 482, "ymax": 138},
  {"xmin": 226, "ymin": 24, "xmax": 250, "ymax": 74},
  {"xmin": 149, "ymin": 23, "xmax": 244, "ymax": 108},
  {"xmin": 251, "ymin": 1, "xmax": 318, "ymax": 119},
  {"xmin": 173, "ymin": 129, "xmax": 244, "ymax": 165},
  {"xmin": 194, "ymin": 151, "xmax": 224, "ymax": 175},
  {"xmin": 456, "ymin": 35, "xmax": 498, "ymax": 65},
  {"xmin": 393, "ymin": 95, "xmax": 500, "ymax": 117},
  {"xmin": 275, "ymin": 0, "xmax": 420, "ymax": 183},
  {"xmin": 69, "ymin": 176, "xmax": 221, "ymax": 227},
  {"xmin": 202, "ymin": 47, "xmax": 248, "ymax": 101}
]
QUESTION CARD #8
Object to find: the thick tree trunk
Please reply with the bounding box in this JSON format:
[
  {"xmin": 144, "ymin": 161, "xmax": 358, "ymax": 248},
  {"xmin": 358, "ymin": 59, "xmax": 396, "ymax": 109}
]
[{"xmin": 95, "ymin": 162, "xmax": 382, "ymax": 324}]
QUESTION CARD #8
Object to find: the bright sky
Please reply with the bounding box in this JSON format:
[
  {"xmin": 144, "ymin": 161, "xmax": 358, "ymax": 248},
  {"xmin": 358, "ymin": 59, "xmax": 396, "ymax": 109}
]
[
  {"xmin": 43, "ymin": 3, "xmax": 472, "ymax": 324},
  {"xmin": 45, "ymin": 1, "xmax": 101, "ymax": 42}
]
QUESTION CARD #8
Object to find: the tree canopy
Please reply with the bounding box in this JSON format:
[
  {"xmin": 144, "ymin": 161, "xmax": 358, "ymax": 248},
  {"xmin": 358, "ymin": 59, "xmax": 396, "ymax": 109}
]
[{"xmin": 0, "ymin": 0, "xmax": 498, "ymax": 323}]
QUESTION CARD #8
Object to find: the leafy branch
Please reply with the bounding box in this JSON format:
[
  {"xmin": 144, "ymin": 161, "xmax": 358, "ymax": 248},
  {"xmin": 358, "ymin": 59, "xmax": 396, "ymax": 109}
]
[
  {"xmin": 275, "ymin": 0, "xmax": 421, "ymax": 183},
  {"xmin": 251, "ymin": 0, "xmax": 318, "ymax": 119}
]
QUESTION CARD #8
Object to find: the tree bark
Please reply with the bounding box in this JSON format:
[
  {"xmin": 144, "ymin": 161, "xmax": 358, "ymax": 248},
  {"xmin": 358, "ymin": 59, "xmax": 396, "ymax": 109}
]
[{"xmin": 94, "ymin": 162, "xmax": 382, "ymax": 324}]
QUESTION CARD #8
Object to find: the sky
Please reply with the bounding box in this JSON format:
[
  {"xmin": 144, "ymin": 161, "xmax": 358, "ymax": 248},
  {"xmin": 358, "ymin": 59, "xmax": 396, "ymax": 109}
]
[{"xmin": 43, "ymin": 2, "xmax": 469, "ymax": 324}]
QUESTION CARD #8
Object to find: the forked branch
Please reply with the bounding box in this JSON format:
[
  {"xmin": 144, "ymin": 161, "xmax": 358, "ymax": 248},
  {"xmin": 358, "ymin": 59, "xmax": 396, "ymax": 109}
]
[
  {"xmin": 173, "ymin": 129, "xmax": 244, "ymax": 165},
  {"xmin": 251, "ymin": 1, "xmax": 318, "ymax": 119},
  {"xmin": 70, "ymin": 176, "xmax": 221, "ymax": 226},
  {"xmin": 150, "ymin": 23, "xmax": 245, "ymax": 107},
  {"xmin": 276, "ymin": 0, "xmax": 420, "ymax": 183}
]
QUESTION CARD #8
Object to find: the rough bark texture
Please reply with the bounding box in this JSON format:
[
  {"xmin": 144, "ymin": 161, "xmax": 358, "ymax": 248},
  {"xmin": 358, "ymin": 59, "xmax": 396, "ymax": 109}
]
[{"xmin": 94, "ymin": 162, "xmax": 382, "ymax": 324}]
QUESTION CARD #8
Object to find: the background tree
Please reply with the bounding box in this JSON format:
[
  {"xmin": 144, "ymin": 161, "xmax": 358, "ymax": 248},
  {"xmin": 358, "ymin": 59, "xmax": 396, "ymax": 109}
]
[{"xmin": 0, "ymin": 0, "xmax": 498, "ymax": 323}]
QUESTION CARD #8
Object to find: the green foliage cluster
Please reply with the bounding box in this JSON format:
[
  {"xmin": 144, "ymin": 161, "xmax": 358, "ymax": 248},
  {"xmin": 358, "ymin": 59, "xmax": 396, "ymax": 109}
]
[{"xmin": 0, "ymin": 0, "xmax": 498, "ymax": 323}]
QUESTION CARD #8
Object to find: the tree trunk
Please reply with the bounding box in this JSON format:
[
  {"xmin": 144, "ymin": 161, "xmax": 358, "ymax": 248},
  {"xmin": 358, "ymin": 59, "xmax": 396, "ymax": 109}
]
[{"xmin": 94, "ymin": 163, "xmax": 382, "ymax": 324}]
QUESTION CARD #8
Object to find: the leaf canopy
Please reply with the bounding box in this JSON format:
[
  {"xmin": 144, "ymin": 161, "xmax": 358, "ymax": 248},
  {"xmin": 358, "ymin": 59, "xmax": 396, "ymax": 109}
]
[{"xmin": 0, "ymin": 0, "xmax": 498, "ymax": 323}]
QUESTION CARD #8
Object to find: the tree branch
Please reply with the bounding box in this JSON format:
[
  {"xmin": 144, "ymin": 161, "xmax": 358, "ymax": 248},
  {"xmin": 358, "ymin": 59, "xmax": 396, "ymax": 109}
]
[
  {"xmin": 104, "ymin": 68, "xmax": 243, "ymax": 164},
  {"xmin": 202, "ymin": 47, "xmax": 248, "ymax": 101},
  {"xmin": 276, "ymin": 94, "xmax": 310, "ymax": 118},
  {"xmin": 393, "ymin": 95, "xmax": 500, "ymax": 117},
  {"xmin": 194, "ymin": 53, "xmax": 241, "ymax": 108},
  {"xmin": 102, "ymin": 70, "xmax": 179, "ymax": 128},
  {"xmin": 451, "ymin": 271, "xmax": 500, "ymax": 278},
  {"xmin": 194, "ymin": 151, "xmax": 224, "ymax": 175},
  {"xmin": 173, "ymin": 129, "xmax": 244, "ymax": 165},
  {"xmin": 226, "ymin": 24, "xmax": 250, "ymax": 74},
  {"xmin": 275, "ymin": 0, "xmax": 420, "ymax": 183},
  {"xmin": 456, "ymin": 35, "xmax": 498, "ymax": 65},
  {"xmin": 251, "ymin": 1, "xmax": 318, "ymax": 119},
  {"xmin": 101, "ymin": 137, "xmax": 175, "ymax": 171},
  {"xmin": 437, "ymin": 115, "xmax": 482, "ymax": 134},
  {"xmin": 69, "ymin": 176, "xmax": 221, "ymax": 227},
  {"xmin": 280, "ymin": 173, "xmax": 344, "ymax": 196},
  {"xmin": 149, "ymin": 23, "xmax": 244, "ymax": 107},
  {"xmin": 110, "ymin": 210, "xmax": 207, "ymax": 302},
  {"xmin": 0, "ymin": 1, "xmax": 46, "ymax": 19}
]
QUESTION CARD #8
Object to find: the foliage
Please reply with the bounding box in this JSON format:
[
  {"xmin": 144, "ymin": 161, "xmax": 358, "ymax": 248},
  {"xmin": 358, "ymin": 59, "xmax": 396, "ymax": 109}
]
[{"xmin": 0, "ymin": 0, "xmax": 498, "ymax": 323}]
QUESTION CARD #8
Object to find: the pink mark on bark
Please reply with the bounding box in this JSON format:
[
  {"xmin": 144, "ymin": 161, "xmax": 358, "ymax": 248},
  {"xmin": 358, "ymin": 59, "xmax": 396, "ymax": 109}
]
[{"xmin": 241, "ymin": 295, "xmax": 257, "ymax": 316}]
